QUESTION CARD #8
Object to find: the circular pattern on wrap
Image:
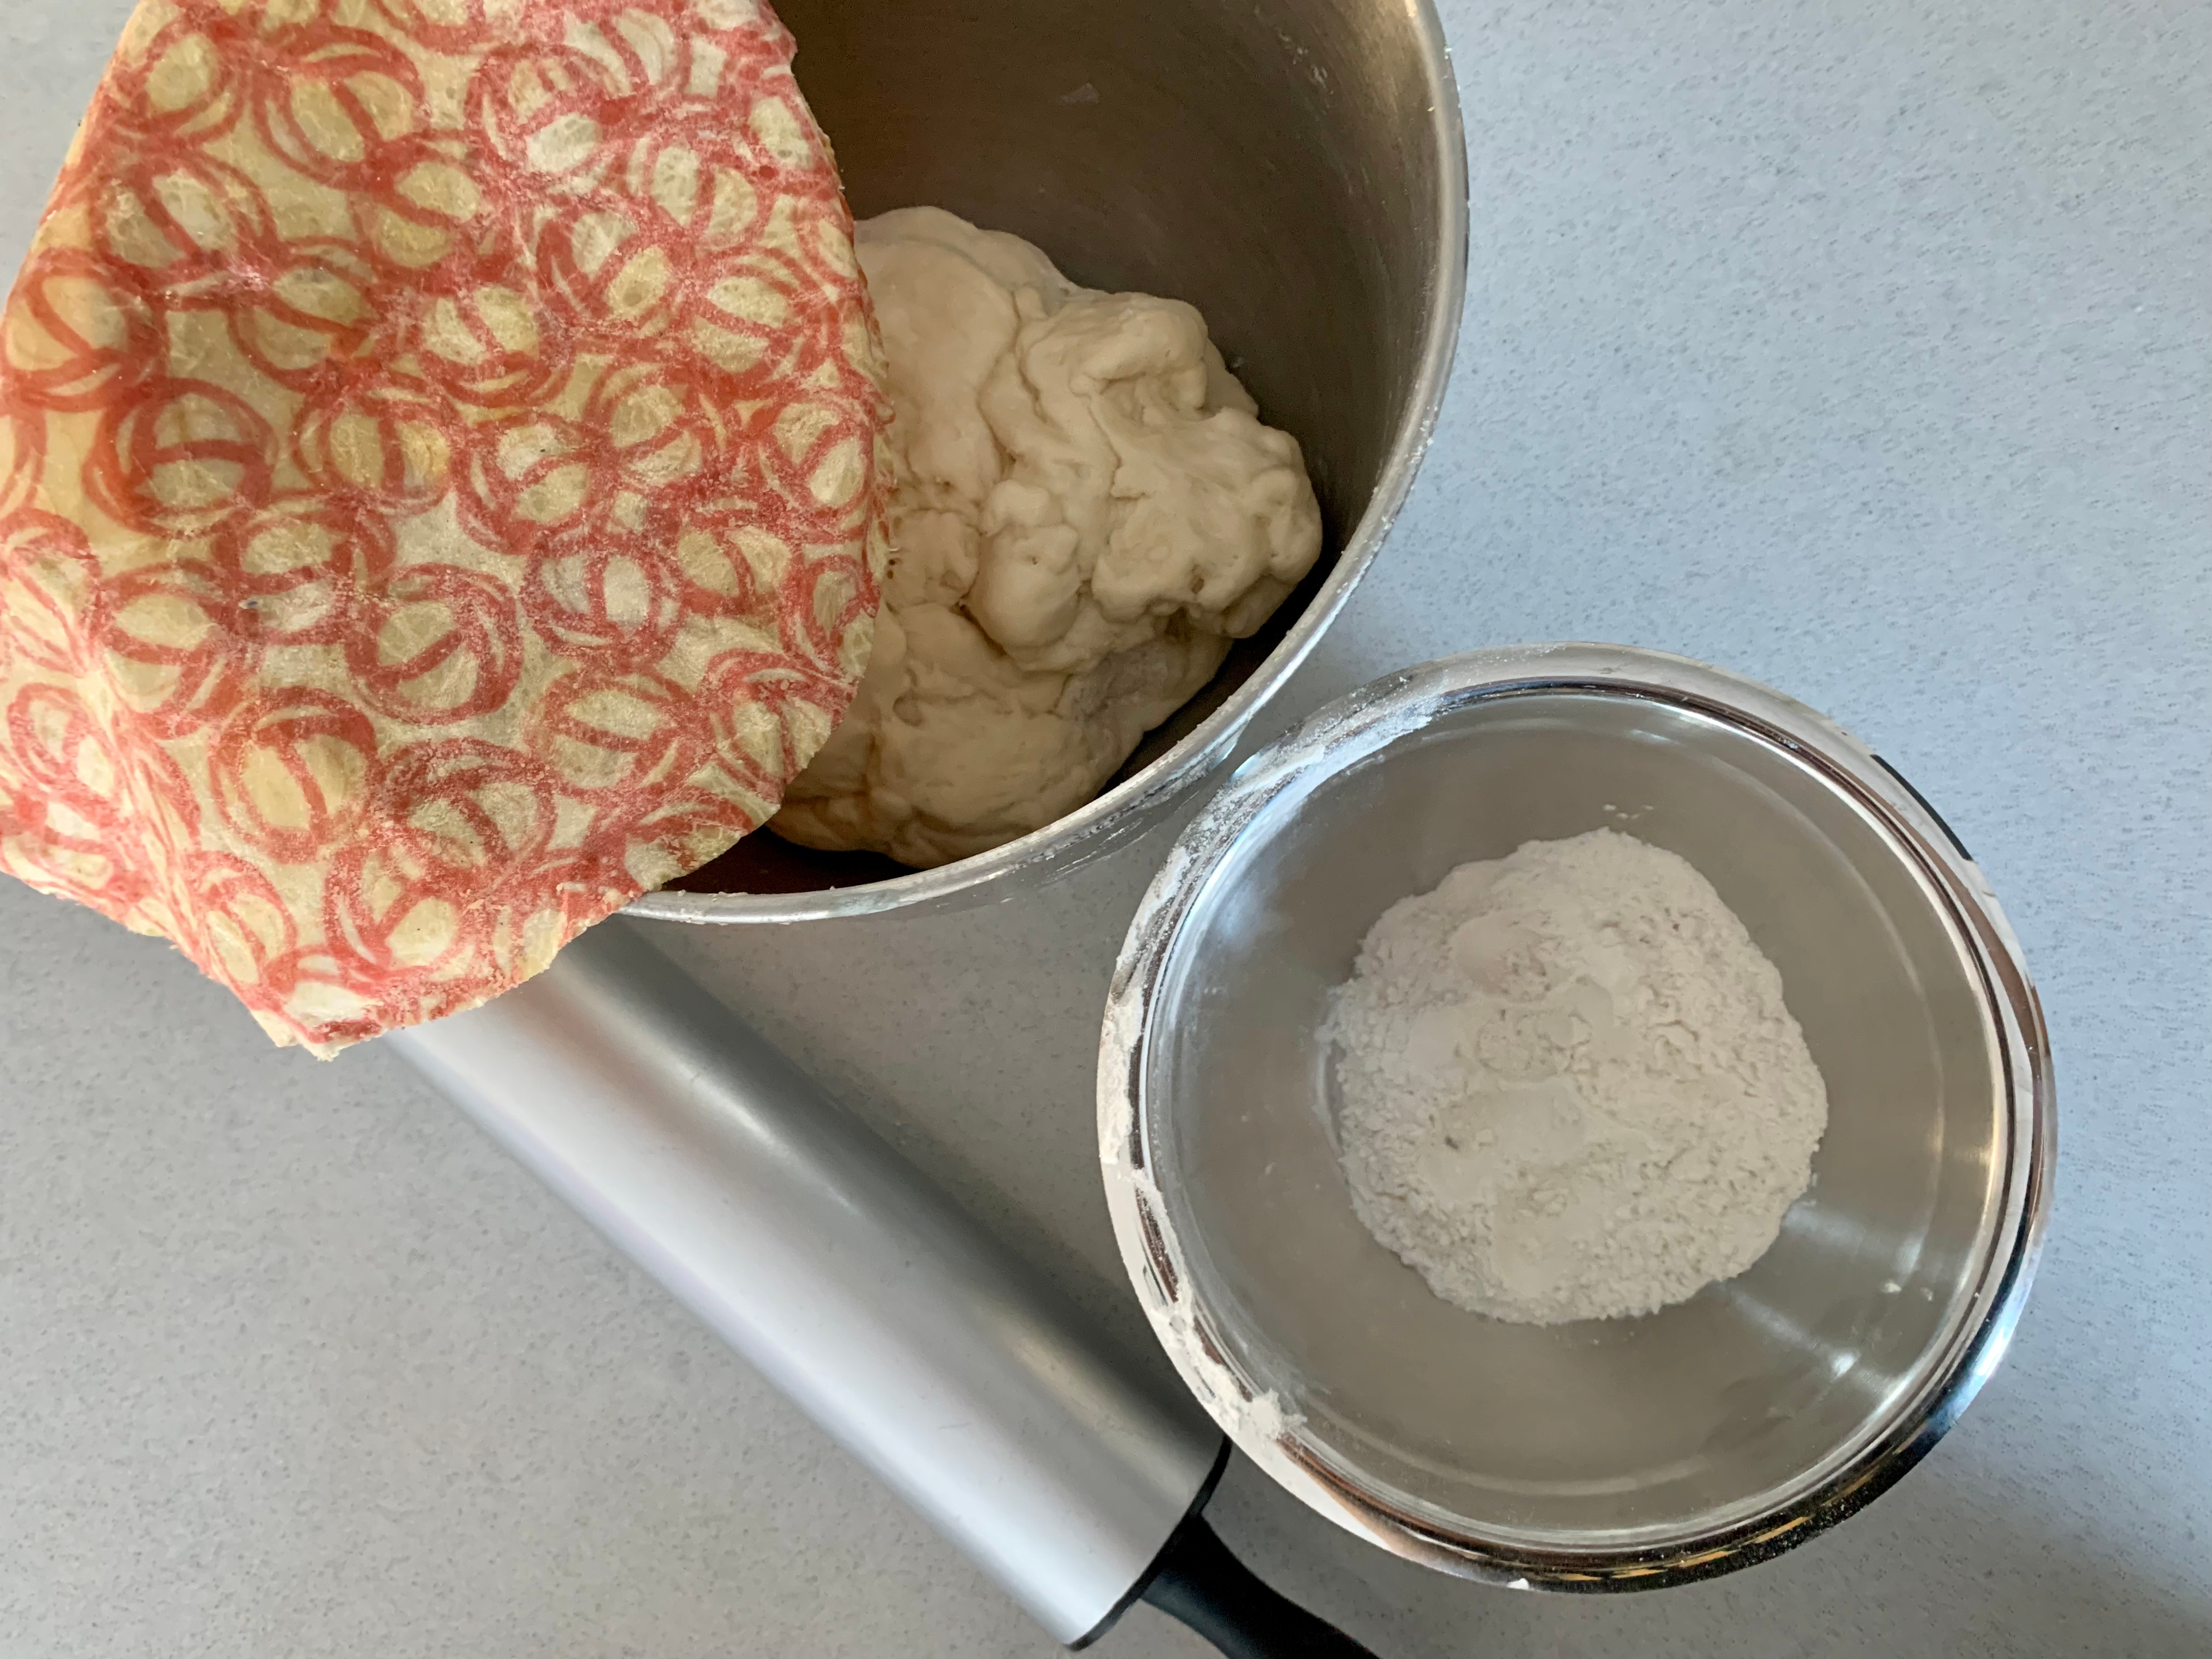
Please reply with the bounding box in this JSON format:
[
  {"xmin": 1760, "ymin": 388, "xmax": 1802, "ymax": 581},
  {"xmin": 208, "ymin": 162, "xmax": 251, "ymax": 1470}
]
[{"xmin": 0, "ymin": 0, "xmax": 889, "ymax": 1052}]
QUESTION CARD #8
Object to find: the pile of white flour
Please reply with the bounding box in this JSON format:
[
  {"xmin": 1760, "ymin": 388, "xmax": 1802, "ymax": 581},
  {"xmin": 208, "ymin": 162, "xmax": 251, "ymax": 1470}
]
[{"xmin": 1328, "ymin": 828, "xmax": 1828, "ymax": 1324}]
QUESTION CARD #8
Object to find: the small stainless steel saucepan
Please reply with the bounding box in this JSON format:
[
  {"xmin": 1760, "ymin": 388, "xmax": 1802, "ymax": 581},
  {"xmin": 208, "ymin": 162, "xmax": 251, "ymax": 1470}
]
[{"xmin": 1102, "ymin": 644, "xmax": 2056, "ymax": 1589}]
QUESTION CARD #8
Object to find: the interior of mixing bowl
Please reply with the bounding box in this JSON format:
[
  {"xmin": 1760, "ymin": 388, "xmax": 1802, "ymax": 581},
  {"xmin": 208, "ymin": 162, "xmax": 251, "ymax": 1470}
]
[
  {"xmin": 671, "ymin": 0, "xmax": 1451, "ymax": 896},
  {"xmin": 1146, "ymin": 691, "xmax": 2008, "ymax": 1548}
]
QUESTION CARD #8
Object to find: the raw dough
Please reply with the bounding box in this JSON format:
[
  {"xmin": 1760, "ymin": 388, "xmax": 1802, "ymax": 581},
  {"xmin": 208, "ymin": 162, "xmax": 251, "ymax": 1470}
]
[{"xmin": 771, "ymin": 207, "xmax": 1323, "ymax": 868}]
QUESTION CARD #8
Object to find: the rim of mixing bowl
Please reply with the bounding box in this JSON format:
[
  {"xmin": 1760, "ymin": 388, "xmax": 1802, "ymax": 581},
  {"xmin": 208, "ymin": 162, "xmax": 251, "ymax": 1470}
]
[
  {"xmin": 1097, "ymin": 643, "xmax": 2056, "ymax": 1589},
  {"xmin": 626, "ymin": 0, "xmax": 1468, "ymax": 926}
]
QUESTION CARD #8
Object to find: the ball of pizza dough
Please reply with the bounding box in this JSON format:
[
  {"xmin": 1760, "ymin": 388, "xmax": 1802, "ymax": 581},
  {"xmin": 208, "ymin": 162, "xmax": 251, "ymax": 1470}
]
[{"xmin": 771, "ymin": 207, "xmax": 1323, "ymax": 868}]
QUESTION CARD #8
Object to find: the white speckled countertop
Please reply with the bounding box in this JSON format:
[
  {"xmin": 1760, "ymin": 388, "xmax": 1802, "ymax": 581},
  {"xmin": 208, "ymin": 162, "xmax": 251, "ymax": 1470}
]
[{"xmin": 3, "ymin": 1, "xmax": 2206, "ymax": 1654}]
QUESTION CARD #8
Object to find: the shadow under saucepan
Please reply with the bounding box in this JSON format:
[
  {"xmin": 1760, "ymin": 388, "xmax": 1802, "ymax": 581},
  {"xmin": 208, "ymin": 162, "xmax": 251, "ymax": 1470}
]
[{"xmin": 1192, "ymin": 1437, "xmax": 2212, "ymax": 1659}]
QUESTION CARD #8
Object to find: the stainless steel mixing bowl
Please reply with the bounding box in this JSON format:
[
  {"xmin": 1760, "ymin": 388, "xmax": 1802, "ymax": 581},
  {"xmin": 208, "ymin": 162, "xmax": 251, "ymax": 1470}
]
[
  {"xmin": 1100, "ymin": 645, "xmax": 2055, "ymax": 1586},
  {"xmin": 631, "ymin": 0, "xmax": 1468, "ymax": 924}
]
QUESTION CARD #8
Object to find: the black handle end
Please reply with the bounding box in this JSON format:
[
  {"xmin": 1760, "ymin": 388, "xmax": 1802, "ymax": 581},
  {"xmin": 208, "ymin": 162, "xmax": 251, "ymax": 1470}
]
[{"xmin": 1137, "ymin": 1514, "xmax": 1381, "ymax": 1659}]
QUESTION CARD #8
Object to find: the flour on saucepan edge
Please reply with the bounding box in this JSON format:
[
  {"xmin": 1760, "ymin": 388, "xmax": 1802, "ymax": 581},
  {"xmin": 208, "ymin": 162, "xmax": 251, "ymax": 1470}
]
[{"xmin": 1328, "ymin": 829, "xmax": 1829, "ymax": 1325}]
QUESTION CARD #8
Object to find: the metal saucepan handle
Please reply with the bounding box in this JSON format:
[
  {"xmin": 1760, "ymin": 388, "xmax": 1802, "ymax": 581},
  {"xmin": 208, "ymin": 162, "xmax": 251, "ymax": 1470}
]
[{"xmin": 389, "ymin": 919, "xmax": 1377, "ymax": 1655}]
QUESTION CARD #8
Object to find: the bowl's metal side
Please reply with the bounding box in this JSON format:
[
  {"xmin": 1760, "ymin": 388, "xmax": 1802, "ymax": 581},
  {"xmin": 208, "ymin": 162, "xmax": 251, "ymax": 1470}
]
[
  {"xmin": 1098, "ymin": 644, "xmax": 2056, "ymax": 1588},
  {"xmin": 630, "ymin": 0, "xmax": 1470, "ymax": 924}
]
